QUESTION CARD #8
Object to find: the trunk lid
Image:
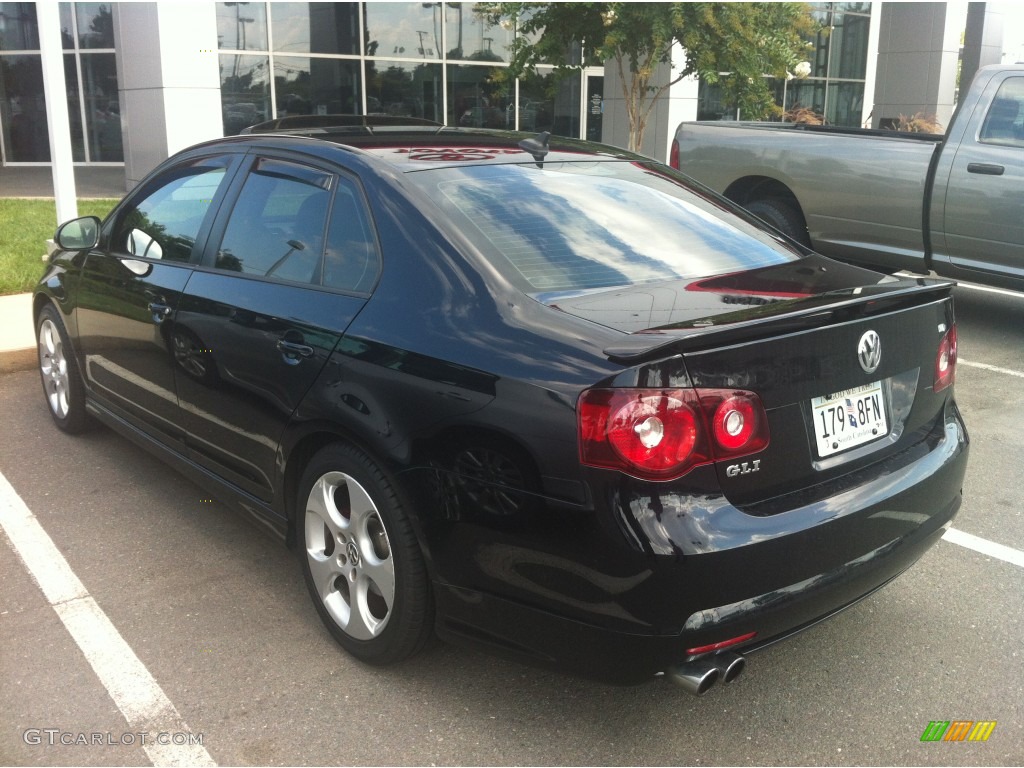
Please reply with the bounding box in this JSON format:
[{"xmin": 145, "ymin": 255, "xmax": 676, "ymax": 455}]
[{"xmin": 546, "ymin": 256, "xmax": 957, "ymax": 507}]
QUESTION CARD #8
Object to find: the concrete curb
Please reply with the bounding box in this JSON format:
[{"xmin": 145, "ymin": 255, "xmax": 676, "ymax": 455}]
[
  {"xmin": 1, "ymin": 348, "xmax": 37, "ymax": 375},
  {"xmin": 0, "ymin": 293, "xmax": 37, "ymax": 375}
]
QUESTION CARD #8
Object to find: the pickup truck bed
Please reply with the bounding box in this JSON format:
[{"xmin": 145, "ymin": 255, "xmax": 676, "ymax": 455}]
[{"xmin": 671, "ymin": 65, "xmax": 1024, "ymax": 291}]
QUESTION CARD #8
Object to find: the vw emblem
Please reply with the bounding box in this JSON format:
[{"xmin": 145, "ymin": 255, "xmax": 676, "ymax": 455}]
[{"xmin": 858, "ymin": 330, "xmax": 881, "ymax": 374}]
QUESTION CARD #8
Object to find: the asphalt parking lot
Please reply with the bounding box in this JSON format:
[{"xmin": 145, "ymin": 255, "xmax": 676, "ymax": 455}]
[{"xmin": 1, "ymin": 282, "xmax": 1022, "ymax": 767}]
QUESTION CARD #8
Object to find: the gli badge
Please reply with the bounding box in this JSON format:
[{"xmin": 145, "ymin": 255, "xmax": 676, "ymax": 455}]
[{"xmin": 726, "ymin": 459, "xmax": 761, "ymax": 477}]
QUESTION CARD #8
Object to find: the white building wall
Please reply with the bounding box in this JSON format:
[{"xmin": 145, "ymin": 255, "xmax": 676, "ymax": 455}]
[
  {"xmin": 113, "ymin": 3, "xmax": 223, "ymax": 189},
  {"xmin": 872, "ymin": 1, "xmax": 969, "ymax": 129}
]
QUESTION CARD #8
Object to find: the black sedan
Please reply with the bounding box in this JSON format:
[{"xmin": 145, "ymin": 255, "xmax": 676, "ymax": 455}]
[{"xmin": 33, "ymin": 124, "xmax": 968, "ymax": 693}]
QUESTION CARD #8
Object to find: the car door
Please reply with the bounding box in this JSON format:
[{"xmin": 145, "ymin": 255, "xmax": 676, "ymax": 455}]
[
  {"xmin": 173, "ymin": 152, "xmax": 380, "ymax": 503},
  {"xmin": 935, "ymin": 73, "xmax": 1024, "ymax": 281},
  {"xmin": 75, "ymin": 153, "xmax": 240, "ymax": 445}
]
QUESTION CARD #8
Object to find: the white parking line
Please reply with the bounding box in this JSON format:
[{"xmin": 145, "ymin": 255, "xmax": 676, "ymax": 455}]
[
  {"xmin": 959, "ymin": 359, "xmax": 1024, "ymax": 380},
  {"xmin": 0, "ymin": 471, "xmax": 216, "ymax": 767},
  {"xmin": 943, "ymin": 527, "xmax": 1024, "ymax": 569}
]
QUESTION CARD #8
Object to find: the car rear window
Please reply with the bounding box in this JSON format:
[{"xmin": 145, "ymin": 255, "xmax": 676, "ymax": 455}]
[{"xmin": 408, "ymin": 161, "xmax": 800, "ymax": 295}]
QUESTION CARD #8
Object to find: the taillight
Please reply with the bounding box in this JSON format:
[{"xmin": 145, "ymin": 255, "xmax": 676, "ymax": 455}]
[
  {"xmin": 669, "ymin": 139, "xmax": 680, "ymax": 169},
  {"xmin": 579, "ymin": 388, "xmax": 769, "ymax": 480},
  {"xmin": 934, "ymin": 324, "xmax": 957, "ymax": 392}
]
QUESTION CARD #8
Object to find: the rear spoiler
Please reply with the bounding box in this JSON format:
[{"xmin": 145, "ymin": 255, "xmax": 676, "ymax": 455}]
[{"xmin": 603, "ymin": 280, "xmax": 956, "ymax": 365}]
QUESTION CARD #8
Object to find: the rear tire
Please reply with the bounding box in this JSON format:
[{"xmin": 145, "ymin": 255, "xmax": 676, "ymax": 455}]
[
  {"xmin": 745, "ymin": 198, "xmax": 811, "ymax": 247},
  {"xmin": 36, "ymin": 303, "xmax": 91, "ymax": 434},
  {"xmin": 298, "ymin": 443, "xmax": 433, "ymax": 665}
]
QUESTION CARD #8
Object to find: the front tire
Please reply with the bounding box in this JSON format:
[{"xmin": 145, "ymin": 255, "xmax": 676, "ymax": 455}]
[
  {"xmin": 36, "ymin": 303, "xmax": 91, "ymax": 433},
  {"xmin": 298, "ymin": 444, "xmax": 432, "ymax": 665}
]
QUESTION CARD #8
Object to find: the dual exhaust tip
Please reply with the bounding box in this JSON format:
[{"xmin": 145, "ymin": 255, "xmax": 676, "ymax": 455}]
[{"xmin": 665, "ymin": 652, "xmax": 746, "ymax": 696}]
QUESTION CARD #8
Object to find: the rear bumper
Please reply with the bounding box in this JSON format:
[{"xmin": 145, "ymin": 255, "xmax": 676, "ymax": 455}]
[{"xmin": 433, "ymin": 404, "xmax": 968, "ymax": 684}]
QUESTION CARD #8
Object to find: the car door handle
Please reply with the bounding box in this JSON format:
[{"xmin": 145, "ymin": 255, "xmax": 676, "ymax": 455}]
[
  {"xmin": 147, "ymin": 302, "xmax": 172, "ymax": 321},
  {"xmin": 277, "ymin": 339, "xmax": 314, "ymax": 363},
  {"xmin": 967, "ymin": 162, "xmax": 1005, "ymax": 176}
]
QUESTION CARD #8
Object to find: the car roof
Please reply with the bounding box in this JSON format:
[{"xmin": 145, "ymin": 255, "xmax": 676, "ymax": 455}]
[{"xmin": 202, "ymin": 123, "xmax": 643, "ymax": 172}]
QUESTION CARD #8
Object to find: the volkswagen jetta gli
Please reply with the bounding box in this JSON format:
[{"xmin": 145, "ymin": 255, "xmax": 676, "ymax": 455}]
[{"xmin": 34, "ymin": 124, "xmax": 968, "ymax": 693}]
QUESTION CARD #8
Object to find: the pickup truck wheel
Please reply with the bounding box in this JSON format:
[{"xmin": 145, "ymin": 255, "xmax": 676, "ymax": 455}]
[{"xmin": 746, "ymin": 199, "xmax": 810, "ymax": 247}]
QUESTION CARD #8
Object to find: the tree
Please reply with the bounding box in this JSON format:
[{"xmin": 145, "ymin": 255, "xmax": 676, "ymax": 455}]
[{"xmin": 480, "ymin": 2, "xmax": 817, "ymax": 152}]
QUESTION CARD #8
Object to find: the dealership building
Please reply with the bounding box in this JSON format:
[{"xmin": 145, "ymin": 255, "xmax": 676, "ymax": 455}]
[{"xmin": 0, "ymin": 1, "xmax": 1010, "ymax": 192}]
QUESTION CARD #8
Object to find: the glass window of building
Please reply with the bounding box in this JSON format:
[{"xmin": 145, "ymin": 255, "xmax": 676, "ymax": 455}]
[
  {"xmin": 50, "ymin": 1, "xmax": 123, "ymax": 162},
  {"xmin": 74, "ymin": 2, "xmax": 113, "ymax": 49},
  {"xmin": 0, "ymin": 2, "xmax": 39, "ymax": 50},
  {"xmin": 270, "ymin": 2, "xmax": 359, "ymax": 56},
  {"xmin": 216, "ymin": 1, "xmax": 268, "ymax": 51},
  {"xmin": 448, "ymin": 63, "xmax": 511, "ymax": 128},
  {"xmin": 274, "ymin": 56, "xmax": 362, "ymax": 117},
  {"xmin": 0, "ymin": 3, "xmax": 121, "ymax": 163},
  {"xmin": 214, "ymin": 2, "xmax": 602, "ymax": 142},
  {"xmin": 697, "ymin": 1, "xmax": 871, "ymax": 128},
  {"xmin": 220, "ymin": 54, "xmax": 271, "ymax": 134},
  {"xmin": 364, "ymin": 60, "xmax": 442, "ymax": 121},
  {"xmin": 0, "ymin": 53, "xmax": 49, "ymax": 160},
  {"xmin": 446, "ymin": 3, "xmax": 512, "ymax": 62},
  {"xmin": 365, "ymin": 2, "xmax": 442, "ymax": 59}
]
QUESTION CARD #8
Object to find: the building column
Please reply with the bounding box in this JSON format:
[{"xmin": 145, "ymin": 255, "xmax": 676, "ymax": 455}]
[
  {"xmin": 871, "ymin": 1, "xmax": 969, "ymax": 129},
  {"xmin": 113, "ymin": 3, "xmax": 222, "ymax": 189},
  {"xmin": 602, "ymin": 43, "xmax": 699, "ymax": 164},
  {"xmin": 960, "ymin": 2, "xmax": 1005, "ymax": 94}
]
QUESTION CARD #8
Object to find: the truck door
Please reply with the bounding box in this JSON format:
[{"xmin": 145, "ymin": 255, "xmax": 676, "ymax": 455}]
[{"xmin": 935, "ymin": 73, "xmax": 1024, "ymax": 283}]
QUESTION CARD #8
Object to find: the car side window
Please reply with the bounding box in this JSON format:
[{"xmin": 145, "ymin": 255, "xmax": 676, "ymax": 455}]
[
  {"xmin": 112, "ymin": 158, "xmax": 232, "ymax": 263},
  {"xmin": 214, "ymin": 158, "xmax": 332, "ymax": 283},
  {"xmin": 323, "ymin": 179, "xmax": 380, "ymax": 293},
  {"xmin": 979, "ymin": 77, "xmax": 1024, "ymax": 148}
]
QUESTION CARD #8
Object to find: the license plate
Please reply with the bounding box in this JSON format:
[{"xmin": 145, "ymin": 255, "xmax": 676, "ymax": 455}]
[{"xmin": 810, "ymin": 381, "xmax": 888, "ymax": 458}]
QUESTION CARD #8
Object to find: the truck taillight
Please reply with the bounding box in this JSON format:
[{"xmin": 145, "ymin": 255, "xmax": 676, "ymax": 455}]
[
  {"xmin": 579, "ymin": 388, "xmax": 769, "ymax": 480},
  {"xmin": 934, "ymin": 324, "xmax": 957, "ymax": 392},
  {"xmin": 669, "ymin": 139, "xmax": 680, "ymax": 169}
]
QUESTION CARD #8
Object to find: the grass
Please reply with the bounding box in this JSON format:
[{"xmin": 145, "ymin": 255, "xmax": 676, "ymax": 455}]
[{"xmin": 0, "ymin": 198, "xmax": 119, "ymax": 296}]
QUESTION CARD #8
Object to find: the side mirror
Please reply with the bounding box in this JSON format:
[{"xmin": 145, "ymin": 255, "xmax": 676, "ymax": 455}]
[{"xmin": 54, "ymin": 216, "xmax": 101, "ymax": 251}]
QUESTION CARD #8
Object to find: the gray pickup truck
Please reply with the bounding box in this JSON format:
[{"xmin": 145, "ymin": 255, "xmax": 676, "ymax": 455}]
[{"xmin": 671, "ymin": 64, "xmax": 1024, "ymax": 291}]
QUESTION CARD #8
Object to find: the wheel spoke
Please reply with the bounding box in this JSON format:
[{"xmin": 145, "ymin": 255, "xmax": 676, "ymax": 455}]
[
  {"xmin": 345, "ymin": 479, "xmax": 377, "ymax": 531},
  {"xmin": 306, "ymin": 546, "xmax": 343, "ymax": 599},
  {"xmin": 306, "ymin": 473, "xmax": 350, "ymax": 537},
  {"xmin": 346, "ymin": 577, "xmax": 379, "ymax": 640},
  {"xmin": 360, "ymin": 553, "xmax": 395, "ymax": 613}
]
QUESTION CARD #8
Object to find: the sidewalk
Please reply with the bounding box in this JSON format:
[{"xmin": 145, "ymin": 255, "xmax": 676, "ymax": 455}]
[{"xmin": 0, "ymin": 166, "xmax": 126, "ymax": 198}]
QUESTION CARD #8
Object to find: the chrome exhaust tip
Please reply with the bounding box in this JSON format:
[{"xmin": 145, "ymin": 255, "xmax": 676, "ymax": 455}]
[
  {"xmin": 714, "ymin": 651, "xmax": 746, "ymax": 683},
  {"xmin": 665, "ymin": 659, "xmax": 721, "ymax": 696}
]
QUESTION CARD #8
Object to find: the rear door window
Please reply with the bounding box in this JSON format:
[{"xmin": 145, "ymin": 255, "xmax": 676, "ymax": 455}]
[
  {"xmin": 214, "ymin": 157, "xmax": 333, "ymax": 282},
  {"xmin": 211, "ymin": 156, "xmax": 380, "ymax": 292}
]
